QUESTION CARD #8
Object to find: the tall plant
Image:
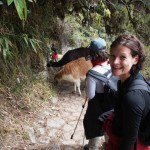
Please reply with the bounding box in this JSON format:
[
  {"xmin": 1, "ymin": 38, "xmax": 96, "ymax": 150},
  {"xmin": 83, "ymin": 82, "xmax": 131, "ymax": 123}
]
[{"xmin": 7, "ymin": 0, "xmax": 33, "ymax": 21}]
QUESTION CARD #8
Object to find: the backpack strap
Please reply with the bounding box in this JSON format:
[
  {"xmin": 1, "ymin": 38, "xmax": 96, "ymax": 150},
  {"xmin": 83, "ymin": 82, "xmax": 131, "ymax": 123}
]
[
  {"xmin": 87, "ymin": 69, "xmax": 119, "ymax": 92},
  {"xmin": 87, "ymin": 70, "xmax": 109, "ymax": 84},
  {"xmin": 104, "ymin": 69, "xmax": 112, "ymax": 77},
  {"xmin": 128, "ymin": 79, "xmax": 150, "ymax": 93}
]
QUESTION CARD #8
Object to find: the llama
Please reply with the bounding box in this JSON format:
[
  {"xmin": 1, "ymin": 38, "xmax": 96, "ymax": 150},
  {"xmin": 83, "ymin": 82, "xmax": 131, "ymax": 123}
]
[
  {"xmin": 54, "ymin": 57, "xmax": 93, "ymax": 95},
  {"xmin": 47, "ymin": 47, "xmax": 90, "ymax": 67}
]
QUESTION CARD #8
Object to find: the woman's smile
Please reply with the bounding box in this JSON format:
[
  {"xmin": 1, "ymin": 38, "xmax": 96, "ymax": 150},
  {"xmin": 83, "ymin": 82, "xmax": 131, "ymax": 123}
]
[{"xmin": 109, "ymin": 45, "xmax": 138, "ymax": 82}]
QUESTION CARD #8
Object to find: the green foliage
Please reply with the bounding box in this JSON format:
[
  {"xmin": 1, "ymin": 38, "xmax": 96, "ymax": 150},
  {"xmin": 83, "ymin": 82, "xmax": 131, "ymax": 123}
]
[
  {"xmin": 0, "ymin": 33, "xmax": 41, "ymax": 60},
  {"xmin": 64, "ymin": 15, "xmax": 100, "ymax": 48},
  {"xmin": 141, "ymin": 45, "xmax": 150, "ymax": 78},
  {"xmin": 0, "ymin": 35, "xmax": 13, "ymax": 61},
  {"xmin": 7, "ymin": 0, "xmax": 31, "ymax": 21},
  {"xmin": 22, "ymin": 131, "xmax": 29, "ymax": 139},
  {"xmin": 20, "ymin": 34, "xmax": 42, "ymax": 53},
  {"xmin": 7, "ymin": 0, "xmax": 13, "ymax": 5},
  {"xmin": 1, "ymin": 0, "xmax": 150, "ymax": 89}
]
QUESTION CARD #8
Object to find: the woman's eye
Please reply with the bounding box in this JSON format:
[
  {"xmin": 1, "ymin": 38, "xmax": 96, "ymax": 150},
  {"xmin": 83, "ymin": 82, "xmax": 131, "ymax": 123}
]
[{"xmin": 120, "ymin": 56, "xmax": 126, "ymax": 60}]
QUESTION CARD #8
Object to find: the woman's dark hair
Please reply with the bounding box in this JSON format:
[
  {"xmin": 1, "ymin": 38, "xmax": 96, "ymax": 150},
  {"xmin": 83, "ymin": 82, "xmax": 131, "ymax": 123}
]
[
  {"xmin": 90, "ymin": 50, "xmax": 109, "ymax": 62},
  {"xmin": 110, "ymin": 34, "xmax": 146, "ymax": 74}
]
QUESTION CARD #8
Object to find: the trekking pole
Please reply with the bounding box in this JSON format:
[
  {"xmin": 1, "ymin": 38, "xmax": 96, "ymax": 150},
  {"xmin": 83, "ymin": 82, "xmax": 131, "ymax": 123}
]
[{"xmin": 71, "ymin": 97, "xmax": 88, "ymax": 139}]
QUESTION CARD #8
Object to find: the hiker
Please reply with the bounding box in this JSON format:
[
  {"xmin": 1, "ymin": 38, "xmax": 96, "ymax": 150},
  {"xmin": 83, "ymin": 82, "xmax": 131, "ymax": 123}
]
[
  {"xmin": 51, "ymin": 43, "xmax": 58, "ymax": 53},
  {"xmin": 102, "ymin": 34, "xmax": 150, "ymax": 150},
  {"xmin": 83, "ymin": 38, "xmax": 112, "ymax": 150},
  {"xmin": 47, "ymin": 44, "xmax": 58, "ymax": 62},
  {"xmin": 46, "ymin": 43, "xmax": 58, "ymax": 63},
  {"xmin": 50, "ymin": 51, "xmax": 58, "ymax": 62}
]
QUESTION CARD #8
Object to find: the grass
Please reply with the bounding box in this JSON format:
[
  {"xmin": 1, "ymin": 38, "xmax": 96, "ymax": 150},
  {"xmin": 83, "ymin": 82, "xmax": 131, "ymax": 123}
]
[
  {"xmin": 22, "ymin": 131, "xmax": 29, "ymax": 140},
  {"xmin": 0, "ymin": 69, "xmax": 56, "ymax": 146}
]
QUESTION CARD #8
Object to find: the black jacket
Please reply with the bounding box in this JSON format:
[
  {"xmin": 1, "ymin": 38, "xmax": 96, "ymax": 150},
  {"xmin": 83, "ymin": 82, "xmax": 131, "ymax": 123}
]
[{"xmin": 112, "ymin": 73, "xmax": 150, "ymax": 150}]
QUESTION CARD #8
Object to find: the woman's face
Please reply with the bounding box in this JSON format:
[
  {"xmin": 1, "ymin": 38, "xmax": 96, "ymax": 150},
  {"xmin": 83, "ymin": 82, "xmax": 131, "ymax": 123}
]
[{"xmin": 109, "ymin": 45, "xmax": 139, "ymax": 82}]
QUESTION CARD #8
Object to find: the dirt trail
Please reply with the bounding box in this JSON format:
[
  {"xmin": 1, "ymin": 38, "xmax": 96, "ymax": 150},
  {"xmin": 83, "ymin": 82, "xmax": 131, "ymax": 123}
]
[{"xmin": 0, "ymin": 67, "xmax": 105, "ymax": 150}]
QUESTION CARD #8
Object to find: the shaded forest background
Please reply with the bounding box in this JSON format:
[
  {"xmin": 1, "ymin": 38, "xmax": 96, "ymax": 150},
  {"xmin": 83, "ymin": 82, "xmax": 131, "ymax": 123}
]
[
  {"xmin": 0, "ymin": 0, "xmax": 150, "ymax": 145},
  {"xmin": 1, "ymin": 0, "xmax": 150, "ymax": 86}
]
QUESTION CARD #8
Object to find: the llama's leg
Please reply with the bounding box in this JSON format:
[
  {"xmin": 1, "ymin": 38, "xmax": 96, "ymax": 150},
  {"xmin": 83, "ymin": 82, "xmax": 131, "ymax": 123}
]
[
  {"xmin": 75, "ymin": 80, "xmax": 81, "ymax": 96},
  {"xmin": 82, "ymin": 79, "xmax": 87, "ymax": 90},
  {"xmin": 74, "ymin": 83, "xmax": 77, "ymax": 93}
]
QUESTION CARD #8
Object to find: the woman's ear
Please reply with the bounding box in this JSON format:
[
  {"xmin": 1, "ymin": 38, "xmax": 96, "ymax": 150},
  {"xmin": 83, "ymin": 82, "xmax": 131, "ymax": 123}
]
[{"xmin": 133, "ymin": 55, "xmax": 139, "ymax": 65}]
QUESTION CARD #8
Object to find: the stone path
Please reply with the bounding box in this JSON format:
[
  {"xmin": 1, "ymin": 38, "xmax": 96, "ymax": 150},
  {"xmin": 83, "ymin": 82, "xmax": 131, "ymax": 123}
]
[
  {"xmin": 1, "ymin": 62, "xmax": 105, "ymax": 150},
  {"xmin": 20, "ymin": 81, "xmax": 105, "ymax": 150}
]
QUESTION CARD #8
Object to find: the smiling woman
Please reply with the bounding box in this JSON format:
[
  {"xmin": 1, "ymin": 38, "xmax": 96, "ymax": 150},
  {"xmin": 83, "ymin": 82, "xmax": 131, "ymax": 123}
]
[
  {"xmin": 102, "ymin": 34, "xmax": 150, "ymax": 150},
  {"xmin": 109, "ymin": 45, "xmax": 139, "ymax": 82},
  {"xmin": 110, "ymin": 35, "xmax": 146, "ymax": 77}
]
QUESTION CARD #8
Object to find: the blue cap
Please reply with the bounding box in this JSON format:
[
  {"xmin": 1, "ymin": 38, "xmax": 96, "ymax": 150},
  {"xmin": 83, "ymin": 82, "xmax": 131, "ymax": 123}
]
[{"xmin": 89, "ymin": 38, "xmax": 106, "ymax": 52}]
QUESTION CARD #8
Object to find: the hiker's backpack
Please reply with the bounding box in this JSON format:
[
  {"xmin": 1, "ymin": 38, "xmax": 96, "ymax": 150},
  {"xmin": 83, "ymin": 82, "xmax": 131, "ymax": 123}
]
[
  {"xmin": 128, "ymin": 78, "xmax": 150, "ymax": 146},
  {"xmin": 86, "ymin": 69, "xmax": 119, "ymax": 111}
]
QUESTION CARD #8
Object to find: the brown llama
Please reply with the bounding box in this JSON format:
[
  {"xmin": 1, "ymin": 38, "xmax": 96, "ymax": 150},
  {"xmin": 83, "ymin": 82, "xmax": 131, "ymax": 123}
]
[{"xmin": 54, "ymin": 57, "xmax": 93, "ymax": 95}]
